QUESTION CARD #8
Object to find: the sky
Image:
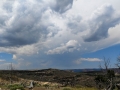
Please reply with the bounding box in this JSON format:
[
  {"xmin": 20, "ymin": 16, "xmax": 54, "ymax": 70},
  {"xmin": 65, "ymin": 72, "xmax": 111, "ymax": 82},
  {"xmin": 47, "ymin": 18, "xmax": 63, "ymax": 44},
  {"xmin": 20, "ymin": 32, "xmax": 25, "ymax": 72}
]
[{"xmin": 0, "ymin": 0, "xmax": 120, "ymax": 70}]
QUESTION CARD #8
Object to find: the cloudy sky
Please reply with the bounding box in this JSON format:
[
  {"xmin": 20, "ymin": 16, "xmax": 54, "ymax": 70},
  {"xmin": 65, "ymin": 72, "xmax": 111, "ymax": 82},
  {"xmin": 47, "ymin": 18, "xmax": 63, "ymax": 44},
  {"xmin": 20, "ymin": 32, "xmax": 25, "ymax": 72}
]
[{"xmin": 0, "ymin": 0, "xmax": 120, "ymax": 69}]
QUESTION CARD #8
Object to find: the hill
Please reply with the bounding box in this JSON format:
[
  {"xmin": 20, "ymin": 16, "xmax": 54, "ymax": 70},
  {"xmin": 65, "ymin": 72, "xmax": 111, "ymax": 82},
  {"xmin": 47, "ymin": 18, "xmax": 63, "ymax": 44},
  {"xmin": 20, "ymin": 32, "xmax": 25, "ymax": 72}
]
[{"xmin": 0, "ymin": 68, "xmax": 97, "ymax": 87}]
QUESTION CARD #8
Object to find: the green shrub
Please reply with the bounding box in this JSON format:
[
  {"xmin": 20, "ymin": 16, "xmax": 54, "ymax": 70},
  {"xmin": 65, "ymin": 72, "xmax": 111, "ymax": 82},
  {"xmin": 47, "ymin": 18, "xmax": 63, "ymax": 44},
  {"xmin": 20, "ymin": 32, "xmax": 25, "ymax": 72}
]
[{"xmin": 8, "ymin": 84, "xmax": 24, "ymax": 90}]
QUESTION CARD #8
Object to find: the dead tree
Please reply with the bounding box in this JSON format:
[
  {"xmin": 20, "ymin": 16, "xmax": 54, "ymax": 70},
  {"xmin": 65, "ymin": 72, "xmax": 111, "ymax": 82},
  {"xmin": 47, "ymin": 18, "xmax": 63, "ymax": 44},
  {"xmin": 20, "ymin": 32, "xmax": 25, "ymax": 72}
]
[
  {"xmin": 99, "ymin": 57, "xmax": 110, "ymax": 72},
  {"xmin": 96, "ymin": 57, "xmax": 115, "ymax": 90}
]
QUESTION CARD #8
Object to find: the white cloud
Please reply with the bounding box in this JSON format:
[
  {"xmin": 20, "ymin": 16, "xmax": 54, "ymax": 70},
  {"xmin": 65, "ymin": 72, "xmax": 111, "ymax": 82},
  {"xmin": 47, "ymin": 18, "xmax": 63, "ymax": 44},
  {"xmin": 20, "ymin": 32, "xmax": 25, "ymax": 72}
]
[
  {"xmin": 74, "ymin": 58, "xmax": 102, "ymax": 64},
  {"xmin": 46, "ymin": 40, "xmax": 79, "ymax": 54}
]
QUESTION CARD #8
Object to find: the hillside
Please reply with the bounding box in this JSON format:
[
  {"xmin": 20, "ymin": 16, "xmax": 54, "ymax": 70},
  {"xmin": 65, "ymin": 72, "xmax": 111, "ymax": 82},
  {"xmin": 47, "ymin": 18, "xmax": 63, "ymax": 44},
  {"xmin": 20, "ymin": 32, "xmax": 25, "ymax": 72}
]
[{"xmin": 0, "ymin": 68, "xmax": 97, "ymax": 87}]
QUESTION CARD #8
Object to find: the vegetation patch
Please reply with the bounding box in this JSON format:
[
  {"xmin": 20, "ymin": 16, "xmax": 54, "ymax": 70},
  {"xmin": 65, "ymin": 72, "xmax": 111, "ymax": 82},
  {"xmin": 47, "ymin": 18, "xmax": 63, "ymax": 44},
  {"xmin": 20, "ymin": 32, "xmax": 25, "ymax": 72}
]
[{"xmin": 7, "ymin": 84, "xmax": 24, "ymax": 90}]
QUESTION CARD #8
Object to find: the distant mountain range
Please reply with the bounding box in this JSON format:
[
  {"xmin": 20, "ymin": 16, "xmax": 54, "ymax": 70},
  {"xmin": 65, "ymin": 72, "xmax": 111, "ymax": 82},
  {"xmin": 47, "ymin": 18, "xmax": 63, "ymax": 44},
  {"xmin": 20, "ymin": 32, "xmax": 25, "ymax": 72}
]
[
  {"xmin": 66, "ymin": 69, "xmax": 101, "ymax": 73},
  {"xmin": 66, "ymin": 68, "xmax": 120, "ymax": 73}
]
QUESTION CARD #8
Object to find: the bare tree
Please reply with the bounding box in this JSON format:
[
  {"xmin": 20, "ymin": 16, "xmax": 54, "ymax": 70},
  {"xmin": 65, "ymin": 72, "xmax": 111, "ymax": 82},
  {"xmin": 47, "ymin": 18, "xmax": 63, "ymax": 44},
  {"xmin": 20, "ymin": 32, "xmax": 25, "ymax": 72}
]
[
  {"xmin": 96, "ymin": 57, "xmax": 116, "ymax": 90},
  {"xmin": 99, "ymin": 57, "xmax": 110, "ymax": 72},
  {"xmin": 103, "ymin": 57, "xmax": 110, "ymax": 71}
]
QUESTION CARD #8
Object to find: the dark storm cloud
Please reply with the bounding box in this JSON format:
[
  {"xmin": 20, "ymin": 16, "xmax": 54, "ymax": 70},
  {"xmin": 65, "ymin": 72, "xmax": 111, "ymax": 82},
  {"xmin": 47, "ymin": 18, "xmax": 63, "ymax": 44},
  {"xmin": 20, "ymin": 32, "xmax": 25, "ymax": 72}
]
[
  {"xmin": 0, "ymin": 11, "xmax": 44, "ymax": 46},
  {"xmin": 84, "ymin": 4, "xmax": 120, "ymax": 42},
  {"xmin": 0, "ymin": 1, "xmax": 51, "ymax": 46},
  {"xmin": 1, "ymin": 14, "xmax": 44, "ymax": 46},
  {"xmin": 52, "ymin": 0, "xmax": 73, "ymax": 13}
]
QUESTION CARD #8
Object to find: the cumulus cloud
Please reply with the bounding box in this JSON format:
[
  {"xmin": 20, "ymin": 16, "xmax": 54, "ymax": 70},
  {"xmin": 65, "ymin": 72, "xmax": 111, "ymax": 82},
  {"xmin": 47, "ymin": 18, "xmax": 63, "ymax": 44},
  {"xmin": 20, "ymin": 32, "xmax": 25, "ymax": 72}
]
[
  {"xmin": 74, "ymin": 58, "xmax": 102, "ymax": 64},
  {"xmin": 47, "ymin": 40, "xmax": 79, "ymax": 54},
  {"xmin": 84, "ymin": 4, "xmax": 120, "ymax": 42}
]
